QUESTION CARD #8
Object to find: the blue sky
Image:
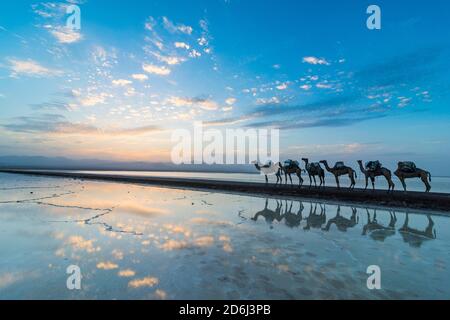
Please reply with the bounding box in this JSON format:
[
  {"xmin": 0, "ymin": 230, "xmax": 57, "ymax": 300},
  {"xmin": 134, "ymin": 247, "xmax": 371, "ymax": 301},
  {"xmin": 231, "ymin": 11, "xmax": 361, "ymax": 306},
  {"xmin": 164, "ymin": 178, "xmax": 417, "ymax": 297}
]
[{"xmin": 0, "ymin": 0, "xmax": 450, "ymax": 173}]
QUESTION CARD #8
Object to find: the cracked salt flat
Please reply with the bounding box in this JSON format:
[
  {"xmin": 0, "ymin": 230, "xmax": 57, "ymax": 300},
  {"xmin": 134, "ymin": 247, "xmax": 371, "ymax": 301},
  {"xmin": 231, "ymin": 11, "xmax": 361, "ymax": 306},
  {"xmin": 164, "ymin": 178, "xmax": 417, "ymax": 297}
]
[{"xmin": 0, "ymin": 172, "xmax": 449, "ymax": 299}]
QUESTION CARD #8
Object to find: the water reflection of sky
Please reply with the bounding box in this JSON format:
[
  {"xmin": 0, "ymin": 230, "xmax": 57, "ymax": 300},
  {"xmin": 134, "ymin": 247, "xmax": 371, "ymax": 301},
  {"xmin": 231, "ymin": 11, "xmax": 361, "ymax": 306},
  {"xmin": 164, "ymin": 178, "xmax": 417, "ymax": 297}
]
[{"xmin": 0, "ymin": 173, "xmax": 449, "ymax": 299}]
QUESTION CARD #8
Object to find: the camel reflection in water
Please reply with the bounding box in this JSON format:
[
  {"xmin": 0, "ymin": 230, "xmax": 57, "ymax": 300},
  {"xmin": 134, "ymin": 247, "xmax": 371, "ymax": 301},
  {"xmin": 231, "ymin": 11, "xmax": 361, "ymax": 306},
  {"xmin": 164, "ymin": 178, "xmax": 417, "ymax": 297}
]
[
  {"xmin": 250, "ymin": 198, "xmax": 437, "ymax": 246},
  {"xmin": 251, "ymin": 199, "xmax": 283, "ymax": 228},
  {"xmin": 362, "ymin": 209, "xmax": 397, "ymax": 242},
  {"xmin": 321, "ymin": 205, "xmax": 358, "ymax": 232},
  {"xmin": 303, "ymin": 203, "xmax": 326, "ymax": 231},
  {"xmin": 399, "ymin": 213, "xmax": 436, "ymax": 247},
  {"xmin": 280, "ymin": 200, "xmax": 303, "ymax": 228}
]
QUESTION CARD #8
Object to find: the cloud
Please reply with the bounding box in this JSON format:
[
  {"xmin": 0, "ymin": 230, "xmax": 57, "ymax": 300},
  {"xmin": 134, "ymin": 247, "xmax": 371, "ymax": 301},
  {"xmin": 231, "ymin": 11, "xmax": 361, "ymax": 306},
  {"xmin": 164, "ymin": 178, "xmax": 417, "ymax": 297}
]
[
  {"xmin": 248, "ymin": 114, "xmax": 386, "ymax": 130},
  {"xmin": 166, "ymin": 96, "xmax": 219, "ymax": 110},
  {"xmin": 1, "ymin": 114, "xmax": 161, "ymax": 136},
  {"xmin": 30, "ymin": 101, "xmax": 73, "ymax": 111},
  {"xmin": 355, "ymin": 47, "xmax": 443, "ymax": 89},
  {"xmin": 174, "ymin": 42, "xmax": 190, "ymax": 50},
  {"xmin": 128, "ymin": 276, "xmax": 159, "ymax": 288},
  {"xmin": 50, "ymin": 27, "xmax": 83, "ymax": 44},
  {"xmin": 316, "ymin": 83, "xmax": 332, "ymax": 89},
  {"xmin": 204, "ymin": 114, "xmax": 256, "ymax": 127},
  {"xmin": 300, "ymin": 84, "xmax": 312, "ymax": 90},
  {"xmin": 118, "ymin": 269, "xmax": 135, "ymax": 277},
  {"xmin": 256, "ymin": 97, "xmax": 280, "ymax": 105},
  {"xmin": 142, "ymin": 63, "xmax": 171, "ymax": 75},
  {"xmin": 302, "ymin": 56, "xmax": 330, "ymax": 65},
  {"xmin": 8, "ymin": 59, "xmax": 62, "ymax": 77},
  {"xmin": 276, "ymin": 83, "xmax": 288, "ymax": 90},
  {"xmin": 79, "ymin": 93, "xmax": 109, "ymax": 107},
  {"xmin": 150, "ymin": 52, "xmax": 186, "ymax": 65},
  {"xmin": 189, "ymin": 50, "xmax": 202, "ymax": 58},
  {"xmin": 97, "ymin": 262, "xmax": 119, "ymax": 270},
  {"xmin": 112, "ymin": 79, "xmax": 133, "ymax": 86},
  {"xmin": 162, "ymin": 17, "xmax": 193, "ymax": 35},
  {"xmin": 225, "ymin": 97, "xmax": 236, "ymax": 105},
  {"xmin": 131, "ymin": 74, "xmax": 148, "ymax": 81},
  {"xmin": 66, "ymin": 236, "xmax": 100, "ymax": 253}
]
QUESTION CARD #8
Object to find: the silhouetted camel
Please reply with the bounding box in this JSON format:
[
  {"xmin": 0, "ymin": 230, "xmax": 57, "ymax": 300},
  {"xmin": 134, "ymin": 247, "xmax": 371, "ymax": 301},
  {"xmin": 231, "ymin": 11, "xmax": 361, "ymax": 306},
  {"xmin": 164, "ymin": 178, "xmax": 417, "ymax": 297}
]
[
  {"xmin": 281, "ymin": 161, "xmax": 304, "ymax": 187},
  {"xmin": 320, "ymin": 160, "xmax": 357, "ymax": 189},
  {"xmin": 252, "ymin": 161, "xmax": 283, "ymax": 184},
  {"xmin": 394, "ymin": 162, "xmax": 432, "ymax": 192},
  {"xmin": 302, "ymin": 158, "xmax": 325, "ymax": 188},
  {"xmin": 357, "ymin": 160, "xmax": 395, "ymax": 192}
]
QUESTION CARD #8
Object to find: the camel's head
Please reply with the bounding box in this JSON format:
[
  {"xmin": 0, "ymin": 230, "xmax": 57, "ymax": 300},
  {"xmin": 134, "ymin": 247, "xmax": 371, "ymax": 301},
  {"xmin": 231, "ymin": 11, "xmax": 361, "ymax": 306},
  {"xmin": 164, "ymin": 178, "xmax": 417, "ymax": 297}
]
[
  {"xmin": 357, "ymin": 160, "xmax": 363, "ymax": 163},
  {"xmin": 319, "ymin": 160, "xmax": 326, "ymax": 164},
  {"xmin": 301, "ymin": 158, "xmax": 308, "ymax": 162}
]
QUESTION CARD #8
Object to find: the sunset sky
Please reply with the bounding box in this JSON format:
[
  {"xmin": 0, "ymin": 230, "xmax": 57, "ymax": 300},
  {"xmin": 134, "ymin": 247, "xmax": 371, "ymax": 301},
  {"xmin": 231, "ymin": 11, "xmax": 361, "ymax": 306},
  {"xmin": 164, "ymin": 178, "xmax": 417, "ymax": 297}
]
[{"xmin": 1, "ymin": 0, "xmax": 449, "ymax": 173}]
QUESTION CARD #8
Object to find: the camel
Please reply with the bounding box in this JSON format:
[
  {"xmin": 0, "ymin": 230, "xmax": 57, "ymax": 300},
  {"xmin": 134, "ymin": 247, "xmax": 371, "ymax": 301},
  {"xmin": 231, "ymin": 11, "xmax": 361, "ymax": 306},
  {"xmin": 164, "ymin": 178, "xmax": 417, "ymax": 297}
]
[
  {"xmin": 251, "ymin": 198, "xmax": 283, "ymax": 227},
  {"xmin": 357, "ymin": 160, "xmax": 395, "ymax": 192},
  {"xmin": 280, "ymin": 200, "xmax": 304, "ymax": 228},
  {"xmin": 302, "ymin": 158, "xmax": 325, "ymax": 188},
  {"xmin": 281, "ymin": 160, "xmax": 304, "ymax": 187},
  {"xmin": 319, "ymin": 160, "xmax": 357, "ymax": 189},
  {"xmin": 252, "ymin": 161, "xmax": 282, "ymax": 184},
  {"xmin": 394, "ymin": 162, "xmax": 432, "ymax": 192},
  {"xmin": 322, "ymin": 206, "xmax": 359, "ymax": 232},
  {"xmin": 303, "ymin": 203, "xmax": 327, "ymax": 231},
  {"xmin": 398, "ymin": 213, "xmax": 436, "ymax": 247},
  {"xmin": 362, "ymin": 209, "xmax": 397, "ymax": 242}
]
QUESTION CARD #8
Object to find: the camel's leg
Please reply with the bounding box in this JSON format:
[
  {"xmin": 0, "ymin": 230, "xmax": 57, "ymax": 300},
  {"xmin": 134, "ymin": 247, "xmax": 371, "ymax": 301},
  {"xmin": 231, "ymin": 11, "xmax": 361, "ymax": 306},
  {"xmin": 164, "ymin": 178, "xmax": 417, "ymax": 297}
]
[
  {"xmin": 364, "ymin": 175, "xmax": 369, "ymax": 190},
  {"xmin": 421, "ymin": 175, "xmax": 431, "ymax": 192},
  {"xmin": 371, "ymin": 177, "xmax": 375, "ymax": 191},
  {"xmin": 297, "ymin": 173, "xmax": 303, "ymax": 187},
  {"xmin": 400, "ymin": 178, "xmax": 407, "ymax": 192},
  {"xmin": 335, "ymin": 175, "xmax": 340, "ymax": 189},
  {"xmin": 289, "ymin": 174, "xmax": 293, "ymax": 186},
  {"xmin": 285, "ymin": 173, "xmax": 288, "ymax": 185},
  {"xmin": 312, "ymin": 175, "xmax": 317, "ymax": 187},
  {"xmin": 308, "ymin": 174, "xmax": 312, "ymax": 188},
  {"xmin": 348, "ymin": 173, "xmax": 355, "ymax": 189},
  {"xmin": 265, "ymin": 175, "xmax": 268, "ymax": 184}
]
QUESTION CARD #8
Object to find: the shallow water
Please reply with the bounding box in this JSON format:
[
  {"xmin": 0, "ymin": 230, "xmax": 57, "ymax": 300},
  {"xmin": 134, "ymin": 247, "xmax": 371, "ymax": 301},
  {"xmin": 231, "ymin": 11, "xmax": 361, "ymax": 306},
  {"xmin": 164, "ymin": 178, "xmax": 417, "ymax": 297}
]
[
  {"xmin": 0, "ymin": 172, "xmax": 449, "ymax": 300},
  {"xmin": 60, "ymin": 170, "xmax": 450, "ymax": 193}
]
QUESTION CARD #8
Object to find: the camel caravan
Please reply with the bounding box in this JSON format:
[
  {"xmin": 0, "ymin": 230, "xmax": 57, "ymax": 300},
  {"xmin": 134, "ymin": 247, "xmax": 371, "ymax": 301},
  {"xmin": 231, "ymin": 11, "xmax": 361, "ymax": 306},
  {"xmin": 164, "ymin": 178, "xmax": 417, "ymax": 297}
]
[{"xmin": 253, "ymin": 159, "xmax": 432, "ymax": 192}]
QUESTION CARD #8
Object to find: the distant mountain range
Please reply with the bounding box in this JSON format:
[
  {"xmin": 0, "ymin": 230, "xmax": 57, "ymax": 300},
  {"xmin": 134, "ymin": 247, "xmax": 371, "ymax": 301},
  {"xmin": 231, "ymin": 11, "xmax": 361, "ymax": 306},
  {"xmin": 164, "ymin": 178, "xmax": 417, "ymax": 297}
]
[{"xmin": 0, "ymin": 155, "xmax": 256, "ymax": 174}]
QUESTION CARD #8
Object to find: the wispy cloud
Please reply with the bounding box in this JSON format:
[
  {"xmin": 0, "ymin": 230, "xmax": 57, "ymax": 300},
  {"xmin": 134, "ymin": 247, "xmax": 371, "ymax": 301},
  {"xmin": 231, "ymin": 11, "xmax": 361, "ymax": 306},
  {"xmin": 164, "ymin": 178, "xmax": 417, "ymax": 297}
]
[
  {"xmin": 162, "ymin": 17, "xmax": 193, "ymax": 35},
  {"xmin": 7, "ymin": 59, "xmax": 63, "ymax": 78},
  {"xmin": 2, "ymin": 114, "xmax": 161, "ymax": 136},
  {"xmin": 131, "ymin": 74, "xmax": 148, "ymax": 81},
  {"xmin": 302, "ymin": 56, "xmax": 330, "ymax": 65},
  {"xmin": 50, "ymin": 27, "xmax": 83, "ymax": 44},
  {"xmin": 112, "ymin": 79, "xmax": 133, "ymax": 86},
  {"xmin": 142, "ymin": 63, "xmax": 171, "ymax": 76},
  {"xmin": 166, "ymin": 96, "xmax": 219, "ymax": 110}
]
